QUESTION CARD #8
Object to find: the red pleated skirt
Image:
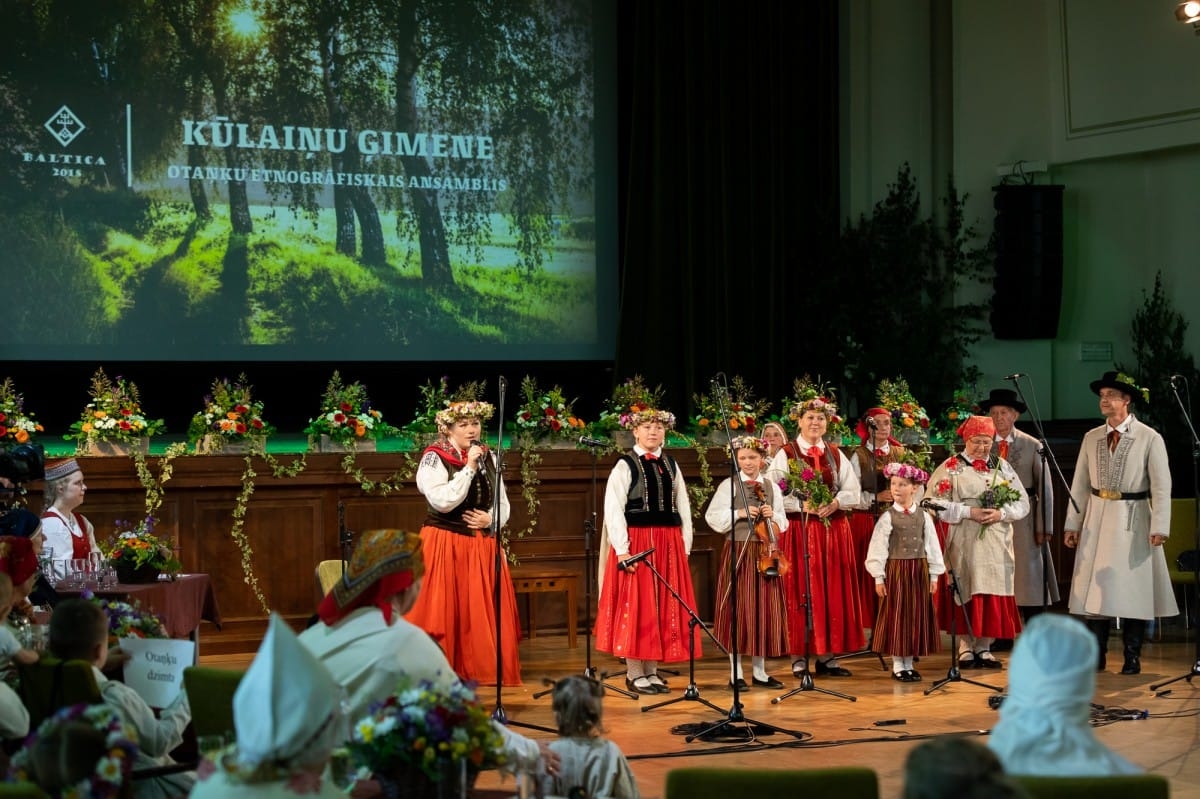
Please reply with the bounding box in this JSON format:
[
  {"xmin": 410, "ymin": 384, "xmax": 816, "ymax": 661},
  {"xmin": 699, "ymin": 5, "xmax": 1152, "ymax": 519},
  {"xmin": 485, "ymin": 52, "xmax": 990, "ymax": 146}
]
[
  {"xmin": 779, "ymin": 514, "xmax": 866, "ymax": 656},
  {"xmin": 404, "ymin": 525, "xmax": 523, "ymax": 686},
  {"xmin": 594, "ymin": 526, "xmax": 701, "ymax": 662},
  {"xmin": 871, "ymin": 558, "xmax": 941, "ymax": 657},
  {"xmin": 713, "ymin": 539, "xmax": 790, "ymax": 658},
  {"xmin": 848, "ymin": 509, "xmax": 880, "ymax": 625},
  {"xmin": 943, "ymin": 593, "xmax": 1023, "ymax": 640}
]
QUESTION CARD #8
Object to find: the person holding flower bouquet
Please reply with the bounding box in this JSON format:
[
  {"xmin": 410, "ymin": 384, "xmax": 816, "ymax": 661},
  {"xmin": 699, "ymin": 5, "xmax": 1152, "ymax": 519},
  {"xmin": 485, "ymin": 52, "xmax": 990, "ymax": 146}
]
[
  {"xmin": 595, "ymin": 404, "xmax": 700, "ymax": 695},
  {"xmin": 925, "ymin": 415, "xmax": 1029, "ymax": 669},
  {"xmin": 766, "ymin": 396, "xmax": 864, "ymax": 678},
  {"xmin": 704, "ymin": 435, "xmax": 789, "ymax": 689},
  {"xmin": 39, "ymin": 459, "xmax": 99, "ymax": 579},
  {"xmin": 408, "ymin": 399, "xmax": 520, "ymax": 686}
]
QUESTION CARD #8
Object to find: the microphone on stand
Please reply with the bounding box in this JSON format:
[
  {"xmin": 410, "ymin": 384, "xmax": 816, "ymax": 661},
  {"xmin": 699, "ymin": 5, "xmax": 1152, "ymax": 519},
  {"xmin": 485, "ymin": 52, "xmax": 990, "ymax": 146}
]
[
  {"xmin": 1170, "ymin": 374, "xmax": 1186, "ymax": 388},
  {"xmin": 867, "ymin": 417, "xmax": 878, "ymax": 428},
  {"xmin": 578, "ymin": 435, "xmax": 608, "ymax": 447},
  {"xmin": 1003, "ymin": 373, "xmax": 1026, "ymax": 381},
  {"xmin": 469, "ymin": 439, "xmax": 489, "ymax": 452},
  {"xmin": 919, "ymin": 498, "xmax": 948, "ymax": 513},
  {"xmin": 621, "ymin": 547, "xmax": 656, "ymax": 570}
]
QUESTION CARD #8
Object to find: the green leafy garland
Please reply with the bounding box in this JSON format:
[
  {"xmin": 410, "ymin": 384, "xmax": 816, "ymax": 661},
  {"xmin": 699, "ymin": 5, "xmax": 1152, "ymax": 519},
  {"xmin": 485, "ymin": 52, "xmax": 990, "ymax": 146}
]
[
  {"xmin": 337, "ymin": 447, "xmax": 416, "ymax": 495},
  {"xmin": 130, "ymin": 443, "xmax": 190, "ymax": 516}
]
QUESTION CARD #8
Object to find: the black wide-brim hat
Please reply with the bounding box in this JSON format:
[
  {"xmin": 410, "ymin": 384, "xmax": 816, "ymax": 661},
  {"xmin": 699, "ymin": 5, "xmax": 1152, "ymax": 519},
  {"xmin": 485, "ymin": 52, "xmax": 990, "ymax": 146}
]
[
  {"xmin": 1090, "ymin": 371, "xmax": 1143, "ymax": 403},
  {"xmin": 978, "ymin": 388, "xmax": 1027, "ymax": 414}
]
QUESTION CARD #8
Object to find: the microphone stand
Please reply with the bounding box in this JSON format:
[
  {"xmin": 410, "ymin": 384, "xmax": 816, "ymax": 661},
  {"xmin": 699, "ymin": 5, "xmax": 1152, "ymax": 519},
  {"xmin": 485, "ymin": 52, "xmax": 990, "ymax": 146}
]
[
  {"xmin": 489, "ymin": 376, "xmax": 554, "ymax": 733},
  {"xmin": 533, "ymin": 439, "xmax": 637, "ymax": 701},
  {"xmin": 1150, "ymin": 377, "xmax": 1200, "ymax": 691},
  {"xmin": 337, "ymin": 501, "xmax": 353, "ymax": 571},
  {"xmin": 924, "ymin": 562, "xmax": 1003, "ymax": 697},
  {"xmin": 841, "ymin": 420, "xmax": 888, "ymax": 671},
  {"xmin": 1007, "ymin": 375, "xmax": 1075, "ymax": 616}
]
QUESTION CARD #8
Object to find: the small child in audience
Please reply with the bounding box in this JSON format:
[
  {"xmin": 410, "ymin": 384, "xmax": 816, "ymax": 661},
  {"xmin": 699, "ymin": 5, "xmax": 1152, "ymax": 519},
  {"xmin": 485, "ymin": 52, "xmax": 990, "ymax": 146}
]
[
  {"xmin": 904, "ymin": 736, "xmax": 1029, "ymax": 799},
  {"xmin": 539, "ymin": 675, "xmax": 639, "ymax": 799},
  {"xmin": 49, "ymin": 599, "xmax": 194, "ymax": 799},
  {"xmin": 0, "ymin": 572, "xmax": 40, "ymax": 668}
]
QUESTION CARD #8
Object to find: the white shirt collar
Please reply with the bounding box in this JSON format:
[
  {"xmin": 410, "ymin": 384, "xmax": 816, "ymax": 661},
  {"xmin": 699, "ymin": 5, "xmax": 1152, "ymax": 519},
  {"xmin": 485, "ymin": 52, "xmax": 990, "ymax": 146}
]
[
  {"xmin": 796, "ymin": 437, "xmax": 824, "ymax": 456},
  {"xmin": 892, "ymin": 502, "xmax": 917, "ymax": 514},
  {"xmin": 634, "ymin": 445, "xmax": 662, "ymax": 457}
]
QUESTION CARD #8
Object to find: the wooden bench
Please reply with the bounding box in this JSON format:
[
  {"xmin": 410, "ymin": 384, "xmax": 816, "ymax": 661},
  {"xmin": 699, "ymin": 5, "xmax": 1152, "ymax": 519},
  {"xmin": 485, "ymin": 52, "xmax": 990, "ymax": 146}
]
[{"xmin": 510, "ymin": 566, "xmax": 579, "ymax": 649}]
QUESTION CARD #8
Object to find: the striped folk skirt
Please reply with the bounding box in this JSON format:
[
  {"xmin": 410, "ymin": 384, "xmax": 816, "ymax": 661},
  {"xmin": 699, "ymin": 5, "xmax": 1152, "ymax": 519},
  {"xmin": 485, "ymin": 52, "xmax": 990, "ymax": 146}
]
[
  {"xmin": 713, "ymin": 539, "xmax": 790, "ymax": 658},
  {"xmin": 870, "ymin": 558, "xmax": 941, "ymax": 658}
]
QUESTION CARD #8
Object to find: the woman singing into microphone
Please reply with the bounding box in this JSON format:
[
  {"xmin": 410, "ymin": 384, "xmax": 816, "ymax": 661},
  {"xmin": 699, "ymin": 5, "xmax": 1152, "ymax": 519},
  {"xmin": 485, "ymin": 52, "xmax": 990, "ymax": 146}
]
[{"xmin": 407, "ymin": 399, "xmax": 520, "ymax": 685}]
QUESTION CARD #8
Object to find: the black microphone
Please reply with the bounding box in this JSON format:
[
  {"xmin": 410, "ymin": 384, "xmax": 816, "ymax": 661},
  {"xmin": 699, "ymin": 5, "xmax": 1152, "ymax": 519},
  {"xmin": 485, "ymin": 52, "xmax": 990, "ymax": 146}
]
[
  {"xmin": 621, "ymin": 547, "xmax": 655, "ymax": 569},
  {"xmin": 919, "ymin": 498, "xmax": 947, "ymax": 512},
  {"xmin": 1003, "ymin": 373, "xmax": 1025, "ymax": 380},
  {"xmin": 1170, "ymin": 374, "xmax": 1185, "ymax": 387},
  {"xmin": 867, "ymin": 417, "xmax": 878, "ymax": 428},
  {"xmin": 469, "ymin": 439, "xmax": 489, "ymax": 452},
  {"xmin": 578, "ymin": 435, "xmax": 608, "ymax": 447}
]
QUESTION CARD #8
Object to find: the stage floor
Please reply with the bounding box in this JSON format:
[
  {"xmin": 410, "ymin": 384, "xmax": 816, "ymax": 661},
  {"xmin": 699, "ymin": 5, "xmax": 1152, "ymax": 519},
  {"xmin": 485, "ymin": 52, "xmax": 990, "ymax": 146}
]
[{"xmin": 203, "ymin": 626, "xmax": 1200, "ymax": 799}]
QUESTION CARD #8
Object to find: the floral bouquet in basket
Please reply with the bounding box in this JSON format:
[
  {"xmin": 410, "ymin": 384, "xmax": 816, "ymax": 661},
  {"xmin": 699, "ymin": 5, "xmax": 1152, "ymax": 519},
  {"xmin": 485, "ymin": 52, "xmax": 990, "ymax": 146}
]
[
  {"xmin": 188, "ymin": 374, "xmax": 273, "ymax": 447},
  {"xmin": 692, "ymin": 375, "xmax": 770, "ymax": 435},
  {"xmin": 931, "ymin": 386, "xmax": 980, "ymax": 444},
  {"xmin": 781, "ymin": 459, "xmax": 835, "ymax": 528},
  {"xmin": 0, "ymin": 379, "xmax": 43, "ymax": 448},
  {"xmin": 104, "ymin": 517, "xmax": 181, "ymax": 578},
  {"xmin": 305, "ymin": 371, "xmax": 398, "ymax": 443},
  {"xmin": 66, "ymin": 368, "xmax": 165, "ymax": 447},
  {"xmin": 593, "ymin": 375, "xmax": 672, "ymax": 434},
  {"xmin": 402, "ymin": 378, "xmax": 488, "ymax": 441},
  {"xmin": 783, "ymin": 375, "xmax": 852, "ymax": 444},
  {"xmin": 876, "ymin": 377, "xmax": 931, "ymax": 445},
  {"xmin": 349, "ymin": 679, "xmax": 506, "ymax": 782},
  {"xmin": 513, "ymin": 376, "xmax": 585, "ymax": 442}
]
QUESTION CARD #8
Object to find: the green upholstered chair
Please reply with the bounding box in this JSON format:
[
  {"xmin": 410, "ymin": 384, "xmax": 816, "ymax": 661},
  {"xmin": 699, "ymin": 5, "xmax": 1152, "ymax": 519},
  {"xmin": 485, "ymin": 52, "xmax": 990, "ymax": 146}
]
[
  {"xmin": 1014, "ymin": 774, "xmax": 1170, "ymax": 799},
  {"xmin": 665, "ymin": 766, "xmax": 879, "ymax": 799},
  {"xmin": 182, "ymin": 666, "xmax": 243, "ymax": 739},
  {"xmin": 1165, "ymin": 498, "xmax": 1197, "ymax": 629},
  {"xmin": 15, "ymin": 657, "xmax": 102, "ymax": 730},
  {"xmin": 0, "ymin": 784, "xmax": 48, "ymax": 797}
]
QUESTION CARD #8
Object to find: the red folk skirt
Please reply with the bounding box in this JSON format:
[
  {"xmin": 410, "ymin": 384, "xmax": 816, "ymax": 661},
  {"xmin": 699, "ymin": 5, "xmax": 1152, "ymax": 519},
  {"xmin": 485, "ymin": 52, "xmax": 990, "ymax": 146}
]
[
  {"xmin": 779, "ymin": 512, "xmax": 865, "ymax": 656},
  {"xmin": 871, "ymin": 558, "xmax": 941, "ymax": 658},
  {"xmin": 405, "ymin": 525, "xmax": 523, "ymax": 686},
  {"xmin": 713, "ymin": 539, "xmax": 790, "ymax": 658},
  {"xmin": 848, "ymin": 509, "xmax": 880, "ymax": 625},
  {"xmin": 944, "ymin": 594, "xmax": 1023, "ymax": 640},
  {"xmin": 594, "ymin": 526, "xmax": 701, "ymax": 663}
]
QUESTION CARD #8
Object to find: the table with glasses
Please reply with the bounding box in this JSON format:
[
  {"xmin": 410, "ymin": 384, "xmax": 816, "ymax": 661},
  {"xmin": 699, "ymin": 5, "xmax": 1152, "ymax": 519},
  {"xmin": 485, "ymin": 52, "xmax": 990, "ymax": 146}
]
[{"xmin": 56, "ymin": 573, "xmax": 222, "ymax": 655}]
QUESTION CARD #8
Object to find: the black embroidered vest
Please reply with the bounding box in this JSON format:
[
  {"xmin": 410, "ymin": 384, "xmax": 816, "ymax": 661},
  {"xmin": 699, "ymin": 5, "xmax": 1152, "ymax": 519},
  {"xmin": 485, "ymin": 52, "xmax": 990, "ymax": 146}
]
[{"xmin": 622, "ymin": 453, "xmax": 682, "ymax": 528}]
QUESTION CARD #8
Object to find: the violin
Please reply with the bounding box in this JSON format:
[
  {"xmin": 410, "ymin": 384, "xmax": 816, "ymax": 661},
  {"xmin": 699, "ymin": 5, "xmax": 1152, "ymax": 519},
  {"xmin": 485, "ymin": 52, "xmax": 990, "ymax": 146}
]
[{"xmin": 749, "ymin": 481, "xmax": 790, "ymax": 578}]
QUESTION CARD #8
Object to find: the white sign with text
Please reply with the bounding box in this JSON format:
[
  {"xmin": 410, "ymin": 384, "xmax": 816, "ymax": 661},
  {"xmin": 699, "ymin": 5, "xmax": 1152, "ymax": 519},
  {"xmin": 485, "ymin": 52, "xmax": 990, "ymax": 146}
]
[{"xmin": 119, "ymin": 637, "xmax": 196, "ymax": 708}]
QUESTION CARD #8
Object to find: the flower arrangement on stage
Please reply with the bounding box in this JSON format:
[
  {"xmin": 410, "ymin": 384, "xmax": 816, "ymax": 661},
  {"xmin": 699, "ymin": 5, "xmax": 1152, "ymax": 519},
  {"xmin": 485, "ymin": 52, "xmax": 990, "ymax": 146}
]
[
  {"xmin": 782, "ymin": 459, "xmax": 835, "ymax": 528},
  {"xmin": 692, "ymin": 376, "xmax": 770, "ymax": 435},
  {"xmin": 188, "ymin": 374, "xmax": 274, "ymax": 447},
  {"xmin": 513, "ymin": 376, "xmax": 585, "ymax": 441},
  {"xmin": 67, "ymin": 368, "xmax": 166, "ymax": 447},
  {"xmin": 875, "ymin": 377, "xmax": 931, "ymax": 445},
  {"xmin": 305, "ymin": 371, "xmax": 398, "ymax": 443},
  {"xmin": 348, "ymin": 679, "xmax": 505, "ymax": 782},
  {"xmin": 403, "ymin": 377, "xmax": 489, "ymax": 440},
  {"xmin": 783, "ymin": 375, "xmax": 852, "ymax": 444},
  {"xmin": 0, "ymin": 378, "xmax": 43, "ymax": 448},
  {"xmin": 82, "ymin": 592, "xmax": 168, "ymax": 639},
  {"xmin": 931, "ymin": 386, "xmax": 980, "ymax": 444},
  {"xmin": 104, "ymin": 516, "xmax": 182, "ymax": 577},
  {"xmin": 594, "ymin": 375, "xmax": 669, "ymax": 433}
]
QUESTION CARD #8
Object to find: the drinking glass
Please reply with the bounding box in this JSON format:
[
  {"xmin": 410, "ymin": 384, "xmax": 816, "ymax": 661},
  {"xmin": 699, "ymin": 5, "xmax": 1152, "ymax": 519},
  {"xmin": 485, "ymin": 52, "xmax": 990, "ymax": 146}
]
[{"xmin": 70, "ymin": 559, "xmax": 89, "ymax": 589}]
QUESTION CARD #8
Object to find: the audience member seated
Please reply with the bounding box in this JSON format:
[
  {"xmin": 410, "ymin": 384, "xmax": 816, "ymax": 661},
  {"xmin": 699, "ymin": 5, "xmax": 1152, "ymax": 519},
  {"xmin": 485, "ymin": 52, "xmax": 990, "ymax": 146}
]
[
  {"xmin": 40, "ymin": 460, "xmax": 100, "ymax": 579},
  {"xmin": 191, "ymin": 614, "xmax": 346, "ymax": 798},
  {"xmin": 48, "ymin": 599, "xmax": 194, "ymax": 799},
  {"xmin": 0, "ymin": 509, "xmax": 58, "ymax": 607},
  {"xmin": 904, "ymin": 736, "xmax": 1028, "ymax": 799},
  {"xmin": 989, "ymin": 614, "xmax": 1140, "ymax": 775},
  {"xmin": 540, "ymin": 675, "xmax": 639, "ymax": 799},
  {"xmin": 7, "ymin": 703, "xmax": 137, "ymax": 799}
]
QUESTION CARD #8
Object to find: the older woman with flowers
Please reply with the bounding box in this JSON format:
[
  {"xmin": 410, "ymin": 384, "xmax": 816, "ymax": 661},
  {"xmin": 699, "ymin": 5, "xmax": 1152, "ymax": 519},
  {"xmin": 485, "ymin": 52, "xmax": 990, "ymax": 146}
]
[
  {"xmin": 925, "ymin": 415, "xmax": 1029, "ymax": 669},
  {"xmin": 39, "ymin": 459, "xmax": 99, "ymax": 579},
  {"xmin": 406, "ymin": 399, "xmax": 519, "ymax": 686},
  {"xmin": 766, "ymin": 395, "xmax": 864, "ymax": 678},
  {"xmin": 595, "ymin": 404, "xmax": 698, "ymax": 695}
]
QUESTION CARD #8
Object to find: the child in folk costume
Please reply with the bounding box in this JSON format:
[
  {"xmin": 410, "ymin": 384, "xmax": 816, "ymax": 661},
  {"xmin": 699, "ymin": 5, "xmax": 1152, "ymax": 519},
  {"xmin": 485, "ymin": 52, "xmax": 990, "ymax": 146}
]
[
  {"xmin": 864, "ymin": 462, "xmax": 944, "ymax": 682},
  {"xmin": 704, "ymin": 435, "xmax": 789, "ymax": 689},
  {"xmin": 595, "ymin": 406, "xmax": 700, "ymax": 695}
]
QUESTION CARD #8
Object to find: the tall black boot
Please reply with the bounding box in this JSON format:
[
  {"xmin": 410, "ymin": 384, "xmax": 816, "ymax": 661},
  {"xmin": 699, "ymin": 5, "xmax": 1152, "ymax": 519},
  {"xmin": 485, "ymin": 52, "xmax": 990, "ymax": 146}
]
[
  {"xmin": 1086, "ymin": 618, "xmax": 1110, "ymax": 671},
  {"xmin": 1121, "ymin": 619, "xmax": 1146, "ymax": 675}
]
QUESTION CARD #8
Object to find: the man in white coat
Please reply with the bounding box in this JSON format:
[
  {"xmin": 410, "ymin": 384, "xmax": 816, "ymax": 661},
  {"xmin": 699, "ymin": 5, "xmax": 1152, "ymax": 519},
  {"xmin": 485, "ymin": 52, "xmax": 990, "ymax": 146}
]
[{"xmin": 1064, "ymin": 371, "xmax": 1179, "ymax": 675}]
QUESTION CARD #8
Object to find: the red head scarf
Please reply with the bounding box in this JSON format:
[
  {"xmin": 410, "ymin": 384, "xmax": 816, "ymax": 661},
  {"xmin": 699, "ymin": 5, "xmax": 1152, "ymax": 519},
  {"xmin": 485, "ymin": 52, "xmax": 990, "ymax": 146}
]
[
  {"xmin": 956, "ymin": 414, "xmax": 997, "ymax": 442},
  {"xmin": 0, "ymin": 536, "xmax": 38, "ymax": 586},
  {"xmin": 317, "ymin": 529, "xmax": 424, "ymax": 626}
]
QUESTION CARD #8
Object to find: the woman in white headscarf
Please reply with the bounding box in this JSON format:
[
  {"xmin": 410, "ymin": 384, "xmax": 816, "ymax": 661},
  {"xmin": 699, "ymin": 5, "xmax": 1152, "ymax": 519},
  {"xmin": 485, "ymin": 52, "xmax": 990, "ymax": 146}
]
[{"xmin": 988, "ymin": 613, "xmax": 1140, "ymax": 775}]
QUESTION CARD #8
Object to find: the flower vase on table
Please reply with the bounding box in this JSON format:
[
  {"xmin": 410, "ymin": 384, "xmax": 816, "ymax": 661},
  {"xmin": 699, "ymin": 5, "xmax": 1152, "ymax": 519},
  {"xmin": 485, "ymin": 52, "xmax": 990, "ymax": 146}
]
[
  {"xmin": 115, "ymin": 562, "xmax": 160, "ymax": 584},
  {"xmin": 104, "ymin": 517, "xmax": 182, "ymax": 586},
  {"xmin": 87, "ymin": 438, "xmax": 151, "ymax": 457},
  {"xmin": 376, "ymin": 760, "xmax": 477, "ymax": 799},
  {"xmin": 310, "ymin": 434, "xmax": 377, "ymax": 453}
]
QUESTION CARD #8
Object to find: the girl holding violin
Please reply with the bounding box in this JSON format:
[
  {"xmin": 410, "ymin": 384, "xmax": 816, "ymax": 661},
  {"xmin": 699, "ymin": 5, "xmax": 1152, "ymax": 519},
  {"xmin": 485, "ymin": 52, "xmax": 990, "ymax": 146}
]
[{"xmin": 704, "ymin": 435, "xmax": 789, "ymax": 689}]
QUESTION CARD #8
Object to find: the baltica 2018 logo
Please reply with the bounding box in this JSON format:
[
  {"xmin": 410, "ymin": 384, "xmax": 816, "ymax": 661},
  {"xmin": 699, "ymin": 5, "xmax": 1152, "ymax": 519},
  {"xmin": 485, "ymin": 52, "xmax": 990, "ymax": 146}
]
[{"xmin": 44, "ymin": 105, "xmax": 86, "ymax": 147}]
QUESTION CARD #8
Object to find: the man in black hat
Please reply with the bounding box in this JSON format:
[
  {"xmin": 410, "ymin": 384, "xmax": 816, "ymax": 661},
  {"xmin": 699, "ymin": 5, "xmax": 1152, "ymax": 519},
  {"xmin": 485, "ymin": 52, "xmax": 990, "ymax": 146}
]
[
  {"xmin": 980, "ymin": 388, "xmax": 1059, "ymax": 621},
  {"xmin": 1063, "ymin": 371, "xmax": 1178, "ymax": 675}
]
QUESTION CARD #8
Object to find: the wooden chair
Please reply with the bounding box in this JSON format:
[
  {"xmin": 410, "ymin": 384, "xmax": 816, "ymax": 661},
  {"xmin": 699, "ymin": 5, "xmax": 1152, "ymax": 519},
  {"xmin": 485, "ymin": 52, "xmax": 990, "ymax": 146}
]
[
  {"xmin": 182, "ymin": 666, "xmax": 243, "ymax": 739},
  {"xmin": 1014, "ymin": 774, "xmax": 1170, "ymax": 799},
  {"xmin": 1166, "ymin": 498, "xmax": 1197, "ymax": 629},
  {"xmin": 315, "ymin": 559, "xmax": 345, "ymax": 596},
  {"xmin": 665, "ymin": 766, "xmax": 879, "ymax": 799},
  {"xmin": 16, "ymin": 657, "xmax": 102, "ymax": 730}
]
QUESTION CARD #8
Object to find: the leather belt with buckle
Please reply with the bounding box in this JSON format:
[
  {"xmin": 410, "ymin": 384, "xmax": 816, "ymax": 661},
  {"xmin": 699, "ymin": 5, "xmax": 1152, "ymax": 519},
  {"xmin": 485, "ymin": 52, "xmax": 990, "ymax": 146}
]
[{"xmin": 1090, "ymin": 488, "xmax": 1150, "ymax": 501}]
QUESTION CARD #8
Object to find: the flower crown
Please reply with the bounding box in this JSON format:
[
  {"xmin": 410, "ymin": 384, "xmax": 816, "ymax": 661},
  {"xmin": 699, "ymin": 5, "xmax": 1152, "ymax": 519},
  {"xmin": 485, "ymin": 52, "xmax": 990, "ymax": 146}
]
[
  {"xmin": 789, "ymin": 396, "xmax": 837, "ymax": 420},
  {"xmin": 729, "ymin": 435, "xmax": 768, "ymax": 454},
  {"xmin": 883, "ymin": 461, "xmax": 929, "ymax": 484},
  {"xmin": 8, "ymin": 704, "xmax": 137, "ymax": 798},
  {"xmin": 435, "ymin": 400, "xmax": 495, "ymax": 429},
  {"xmin": 620, "ymin": 407, "xmax": 675, "ymax": 430}
]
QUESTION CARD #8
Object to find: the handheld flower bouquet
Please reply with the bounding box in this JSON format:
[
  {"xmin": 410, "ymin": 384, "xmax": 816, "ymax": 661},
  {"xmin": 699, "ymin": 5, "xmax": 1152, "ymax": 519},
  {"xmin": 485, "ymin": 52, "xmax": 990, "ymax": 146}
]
[
  {"xmin": 692, "ymin": 376, "xmax": 770, "ymax": 436},
  {"xmin": 188, "ymin": 374, "xmax": 273, "ymax": 451},
  {"xmin": 66, "ymin": 368, "xmax": 165, "ymax": 451},
  {"xmin": 305, "ymin": 371, "xmax": 398, "ymax": 444},
  {"xmin": 783, "ymin": 375, "xmax": 852, "ymax": 444},
  {"xmin": 348, "ymin": 679, "xmax": 506, "ymax": 784},
  {"xmin": 977, "ymin": 472, "xmax": 1023, "ymax": 540},
  {"xmin": 512, "ymin": 376, "xmax": 585, "ymax": 443},
  {"xmin": 0, "ymin": 378, "xmax": 43, "ymax": 448},
  {"xmin": 782, "ymin": 459, "xmax": 835, "ymax": 528},
  {"xmin": 875, "ymin": 377, "xmax": 931, "ymax": 446},
  {"xmin": 931, "ymin": 386, "xmax": 980, "ymax": 445},
  {"xmin": 104, "ymin": 516, "xmax": 181, "ymax": 581}
]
